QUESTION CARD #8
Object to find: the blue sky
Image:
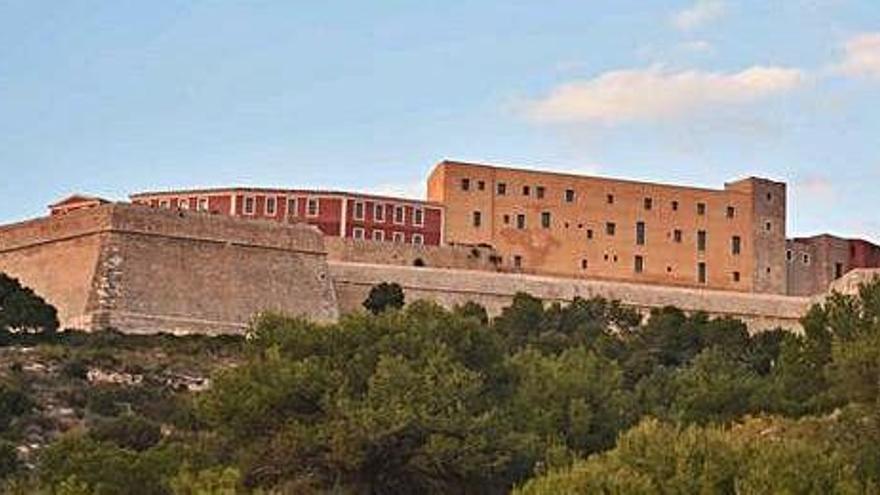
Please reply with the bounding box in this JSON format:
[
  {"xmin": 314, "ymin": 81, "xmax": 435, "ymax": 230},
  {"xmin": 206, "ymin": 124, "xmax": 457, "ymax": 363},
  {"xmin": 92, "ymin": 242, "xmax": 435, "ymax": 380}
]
[{"xmin": 1, "ymin": 1, "xmax": 879, "ymax": 239}]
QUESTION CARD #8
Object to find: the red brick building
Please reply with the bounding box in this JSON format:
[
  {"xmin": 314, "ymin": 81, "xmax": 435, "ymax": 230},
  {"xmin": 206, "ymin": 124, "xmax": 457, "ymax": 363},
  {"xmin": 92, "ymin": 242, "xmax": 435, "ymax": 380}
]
[
  {"xmin": 129, "ymin": 188, "xmax": 444, "ymax": 246},
  {"xmin": 786, "ymin": 234, "xmax": 880, "ymax": 296}
]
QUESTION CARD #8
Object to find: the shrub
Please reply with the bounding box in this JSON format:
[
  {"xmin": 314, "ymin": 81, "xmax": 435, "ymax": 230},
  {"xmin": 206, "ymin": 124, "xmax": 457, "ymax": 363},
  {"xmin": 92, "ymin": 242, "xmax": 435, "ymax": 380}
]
[{"xmin": 362, "ymin": 282, "xmax": 405, "ymax": 315}]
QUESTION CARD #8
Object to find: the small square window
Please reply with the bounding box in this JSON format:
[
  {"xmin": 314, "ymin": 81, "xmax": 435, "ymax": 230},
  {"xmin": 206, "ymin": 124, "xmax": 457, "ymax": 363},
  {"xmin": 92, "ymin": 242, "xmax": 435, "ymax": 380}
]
[
  {"xmin": 353, "ymin": 201, "xmax": 365, "ymax": 220},
  {"xmin": 606, "ymin": 222, "xmax": 616, "ymax": 236},
  {"xmin": 786, "ymin": 250, "xmax": 793, "ymax": 261},
  {"xmin": 179, "ymin": 199, "xmax": 190, "ymax": 210},
  {"xmin": 477, "ymin": 180, "xmax": 485, "ymax": 191},
  {"xmin": 497, "ymin": 182, "xmax": 507, "ymax": 195},
  {"xmin": 197, "ymin": 197, "xmax": 209, "ymax": 212},
  {"xmin": 352, "ymin": 227, "xmax": 365, "ymax": 240},
  {"xmin": 473, "ymin": 211, "xmax": 482, "ymax": 227},
  {"xmin": 461, "ymin": 178, "xmax": 470, "ymax": 191},
  {"xmin": 394, "ymin": 205, "xmax": 405, "ymax": 224},
  {"xmin": 412, "ymin": 233, "xmax": 424, "ymax": 245},
  {"xmin": 159, "ymin": 199, "xmax": 170, "ymax": 209},
  {"xmin": 733, "ymin": 271, "xmax": 741, "ymax": 282},
  {"xmin": 287, "ymin": 198, "xmax": 299, "ymax": 217},
  {"xmin": 523, "ymin": 185, "xmax": 531, "ymax": 196},
  {"xmin": 244, "ymin": 196, "xmax": 256, "ymax": 215},
  {"xmin": 697, "ymin": 202, "xmax": 706, "ymax": 215},
  {"xmin": 503, "ymin": 214, "xmax": 510, "ymax": 224},
  {"xmin": 727, "ymin": 206, "xmax": 736, "ymax": 219},
  {"xmin": 413, "ymin": 207, "xmax": 424, "ymax": 226},
  {"xmin": 307, "ymin": 198, "xmax": 319, "ymax": 217},
  {"xmin": 644, "ymin": 197, "xmax": 653, "ymax": 210},
  {"xmin": 671, "ymin": 200, "xmax": 679, "ymax": 211},
  {"xmin": 565, "ymin": 189, "xmax": 576, "ymax": 203},
  {"xmin": 393, "ymin": 232, "xmax": 405, "ymax": 243},
  {"xmin": 765, "ymin": 221, "xmax": 772, "ymax": 231},
  {"xmin": 372, "ymin": 230, "xmax": 385, "ymax": 242},
  {"xmin": 516, "ymin": 214, "xmax": 526, "ymax": 229},
  {"xmin": 514, "ymin": 255, "xmax": 523, "ymax": 268},
  {"xmin": 541, "ymin": 211, "xmax": 551, "ymax": 228},
  {"xmin": 586, "ymin": 229, "xmax": 594, "ymax": 240},
  {"xmin": 606, "ymin": 194, "xmax": 614, "ymax": 204},
  {"xmin": 536, "ymin": 186, "xmax": 545, "ymax": 199},
  {"xmin": 374, "ymin": 203, "xmax": 385, "ymax": 222},
  {"xmin": 265, "ymin": 197, "xmax": 277, "ymax": 216},
  {"xmin": 673, "ymin": 229, "xmax": 683, "ymax": 243},
  {"xmin": 802, "ymin": 254, "xmax": 810, "ymax": 264},
  {"xmin": 581, "ymin": 259, "xmax": 588, "ymax": 270}
]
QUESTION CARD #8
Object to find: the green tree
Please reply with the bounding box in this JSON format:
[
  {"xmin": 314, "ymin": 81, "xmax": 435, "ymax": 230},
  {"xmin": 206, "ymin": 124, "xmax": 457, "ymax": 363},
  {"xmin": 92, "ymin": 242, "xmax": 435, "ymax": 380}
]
[
  {"xmin": 362, "ymin": 282, "xmax": 405, "ymax": 315},
  {"xmin": 0, "ymin": 273, "xmax": 59, "ymax": 335}
]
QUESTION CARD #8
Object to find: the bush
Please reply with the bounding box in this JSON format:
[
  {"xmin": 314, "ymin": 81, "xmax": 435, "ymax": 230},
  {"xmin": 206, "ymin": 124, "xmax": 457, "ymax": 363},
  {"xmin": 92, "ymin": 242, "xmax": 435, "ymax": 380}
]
[
  {"xmin": 90, "ymin": 415, "xmax": 162, "ymax": 452},
  {"xmin": 362, "ymin": 282, "xmax": 405, "ymax": 315},
  {"xmin": 0, "ymin": 441, "xmax": 20, "ymax": 480},
  {"xmin": 0, "ymin": 273, "xmax": 59, "ymax": 334}
]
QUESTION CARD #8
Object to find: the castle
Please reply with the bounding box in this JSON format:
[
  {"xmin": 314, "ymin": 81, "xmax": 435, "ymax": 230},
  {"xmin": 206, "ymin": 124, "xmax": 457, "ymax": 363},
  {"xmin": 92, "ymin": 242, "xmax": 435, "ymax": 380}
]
[{"xmin": 3, "ymin": 159, "xmax": 879, "ymax": 335}]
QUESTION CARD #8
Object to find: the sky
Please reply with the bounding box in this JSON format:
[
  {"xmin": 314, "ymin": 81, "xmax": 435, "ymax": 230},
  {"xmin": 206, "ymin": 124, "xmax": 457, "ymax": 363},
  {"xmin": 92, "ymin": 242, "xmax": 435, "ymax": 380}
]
[{"xmin": 1, "ymin": 0, "xmax": 879, "ymax": 239}]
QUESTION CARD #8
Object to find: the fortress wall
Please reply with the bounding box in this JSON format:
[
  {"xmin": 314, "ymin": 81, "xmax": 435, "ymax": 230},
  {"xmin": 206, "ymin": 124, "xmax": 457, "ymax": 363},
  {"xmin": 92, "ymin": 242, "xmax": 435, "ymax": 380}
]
[
  {"xmin": 329, "ymin": 261, "xmax": 811, "ymax": 333},
  {"xmin": 325, "ymin": 236, "xmax": 498, "ymax": 271}
]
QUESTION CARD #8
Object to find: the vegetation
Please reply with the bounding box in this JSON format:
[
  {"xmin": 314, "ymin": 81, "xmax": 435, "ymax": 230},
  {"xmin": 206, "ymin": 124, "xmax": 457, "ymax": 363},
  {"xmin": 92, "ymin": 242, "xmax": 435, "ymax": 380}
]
[
  {"xmin": 0, "ymin": 273, "xmax": 58, "ymax": 336},
  {"xmin": 1, "ymin": 272, "xmax": 879, "ymax": 493},
  {"xmin": 362, "ymin": 281, "xmax": 405, "ymax": 315}
]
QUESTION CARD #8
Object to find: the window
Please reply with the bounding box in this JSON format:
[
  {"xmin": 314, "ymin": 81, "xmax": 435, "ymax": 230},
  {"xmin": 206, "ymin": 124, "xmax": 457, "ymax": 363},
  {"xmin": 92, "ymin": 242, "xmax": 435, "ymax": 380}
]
[
  {"xmin": 287, "ymin": 198, "xmax": 299, "ymax": 217},
  {"xmin": 197, "ymin": 197, "xmax": 209, "ymax": 212},
  {"xmin": 497, "ymin": 182, "xmax": 507, "ymax": 195},
  {"xmin": 698, "ymin": 262, "xmax": 707, "ymax": 284},
  {"xmin": 393, "ymin": 232, "xmax": 405, "ymax": 243},
  {"xmin": 307, "ymin": 198, "xmax": 319, "ymax": 217},
  {"xmin": 394, "ymin": 205, "xmax": 405, "ymax": 224},
  {"xmin": 786, "ymin": 250, "xmax": 793, "ymax": 262},
  {"xmin": 352, "ymin": 227, "xmax": 365, "ymax": 240},
  {"xmin": 372, "ymin": 230, "xmax": 385, "ymax": 242},
  {"xmin": 461, "ymin": 178, "xmax": 470, "ymax": 191},
  {"xmin": 731, "ymin": 235, "xmax": 741, "ymax": 255},
  {"xmin": 265, "ymin": 197, "xmax": 277, "ymax": 216},
  {"xmin": 766, "ymin": 192, "xmax": 773, "ymax": 202},
  {"xmin": 516, "ymin": 214, "xmax": 526, "ymax": 229},
  {"xmin": 606, "ymin": 222, "xmax": 616, "ymax": 236},
  {"xmin": 412, "ymin": 233, "xmax": 424, "ymax": 245},
  {"xmin": 835, "ymin": 262, "xmax": 844, "ymax": 279},
  {"xmin": 606, "ymin": 194, "xmax": 614, "ymax": 204},
  {"xmin": 697, "ymin": 230, "xmax": 707, "ymax": 252},
  {"xmin": 634, "ymin": 255, "xmax": 644, "ymax": 274},
  {"xmin": 697, "ymin": 202, "xmax": 706, "ymax": 215},
  {"xmin": 179, "ymin": 199, "xmax": 190, "ymax": 210},
  {"xmin": 671, "ymin": 200, "xmax": 679, "ymax": 211},
  {"xmin": 802, "ymin": 254, "xmax": 810, "ymax": 264},
  {"xmin": 473, "ymin": 211, "xmax": 482, "ymax": 227},
  {"xmin": 514, "ymin": 255, "xmax": 523, "ymax": 269},
  {"xmin": 503, "ymin": 214, "xmax": 510, "ymax": 224},
  {"xmin": 565, "ymin": 189, "xmax": 575, "ymax": 203},
  {"xmin": 413, "ymin": 207, "xmax": 424, "ymax": 226},
  {"xmin": 536, "ymin": 186, "xmax": 545, "ymax": 199},
  {"xmin": 159, "ymin": 199, "xmax": 170, "ymax": 209},
  {"xmin": 733, "ymin": 271, "xmax": 741, "ymax": 282},
  {"xmin": 374, "ymin": 203, "xmax": 385, "ymax": 222},
  {"xmin": 636, "ymin": 222, "xmax": 646, "ymax": 245},
  {"xmin": 765, "ymin": 221, "xmax": 772, "ymax": 232},
  {"xmin": 586, "ymin": 229, "xmax": 594, "ymax": 240},
  {"xmin": 673, "ymin": 229, "xmax": 683, "ymax": 243},
  {"xmin": 727, "ymin": 206, "xmax": 736, "ymax": 219},
  {"xmin": 581, "ymin": 259, "xmax": 588, "ymax": 270},
  {"xmin": 353, "ymin": 201, "xmax": 365, "ymax": 220},
  {"xmin": 644, "ymin": 197, "xmax": 653, "ymax": 210},
  {"xmin": 244, "ymin": 196, "xmax": 256, "ymax": 215},
  {"xmin": 522, "ymin": 185, "xmax": 530, "ymax": 196},
  {"xmin": 541, "ymin": 211, "xmax": 551, "ymax": 229},
  {"xmin": 477, "ymin": 180, "xmax": 485, "ymax": 191}
]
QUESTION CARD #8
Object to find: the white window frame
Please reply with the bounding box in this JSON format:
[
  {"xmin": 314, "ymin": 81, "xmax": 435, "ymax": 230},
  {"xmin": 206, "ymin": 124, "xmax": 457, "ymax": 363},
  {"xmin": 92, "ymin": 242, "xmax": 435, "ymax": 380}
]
[
  {"xmin": 353, "ymin": 200, "xmax": 365, "ymax": 221},
  {"xmin": 287, "ymin": 197, "xmax": 299, "ymax": 217},
  {"xmin": 243, "ymin": 196, "xmax": 256, "ymax": 215},
  {"xmin": 394, "ymin": 205, "xmax": 405, "ymax": 225},
  {"xmin": 372, "ymin": 230, "xmax": 385, "ymax": 242},
  {"xmin": 265, "ymin": 196, "xmax": 277, "ymax": 216},
  {"xmin": 412, "ymin": 233, "xmax": 424, "ymax": 245},
  {"xmin": 307, "ymin": 197, "xmax": 319, "ymax": 217},
  {"xmin": 159, "ymin": 199, "xmax": 170, "ymax": 209},
  {"xmin": 197, "ymin": 197, "xmax": 209, "ymax": 212},
  {"xmin": 412, "ymin": 207, "xmax": 424, "ymax": 226},
  {"xmin": 374, "ymin": 203, "xmax": 385, "ymax": 222},
  {"xmin": 392, "ymin": 231, "xmax": 405, "ymax": 243},
  {"xmin": 178, "ymin": 198, "xmax": 190, "ymax": 210},
  {"xmin": 352, "ymin": 227, "xmax": 365, "ymax": 240}
]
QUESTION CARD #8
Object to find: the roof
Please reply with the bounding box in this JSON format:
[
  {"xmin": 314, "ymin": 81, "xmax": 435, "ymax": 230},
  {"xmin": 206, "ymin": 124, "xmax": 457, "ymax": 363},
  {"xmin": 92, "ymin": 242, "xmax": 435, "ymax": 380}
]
[
  {"xmin": 129, "ymin": 187, "xmax": 443, "ymax": 207},
  {"xmin": 49, "ymin": 194, "xmax": 111, "ymax": 208}
]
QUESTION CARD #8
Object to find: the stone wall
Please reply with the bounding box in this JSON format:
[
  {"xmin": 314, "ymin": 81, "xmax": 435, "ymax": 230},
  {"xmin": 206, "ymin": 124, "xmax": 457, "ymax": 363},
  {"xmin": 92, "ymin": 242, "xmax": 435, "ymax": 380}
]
[
  {"xmin": 0, "ymin": 204, "xmax": 339, "ymax": 334},
  {"xmin": 330, "ymin": 261, "xmax": 811, "ymax": 333},
  {"xmin": 325, "ymin": 236, "xmax": 499, "ymax": 271}
]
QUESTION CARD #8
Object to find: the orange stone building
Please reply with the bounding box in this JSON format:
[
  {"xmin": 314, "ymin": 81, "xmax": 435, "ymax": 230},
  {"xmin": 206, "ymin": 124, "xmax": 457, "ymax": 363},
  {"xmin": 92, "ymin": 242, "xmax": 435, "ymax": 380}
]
[{"xmin": 428, "ymin": 160, "xmax": 787, "ymax": 293}]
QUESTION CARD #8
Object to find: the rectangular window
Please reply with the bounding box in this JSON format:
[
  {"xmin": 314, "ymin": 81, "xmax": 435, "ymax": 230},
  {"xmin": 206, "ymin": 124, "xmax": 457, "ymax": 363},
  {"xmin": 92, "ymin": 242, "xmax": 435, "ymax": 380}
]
[
  {"xmin": 473, "ymin": 211, "xmax": 482, "ymax": 227},
  {"xmin": 671, "ymin": 200, "xmax": 679, "ymax": 211},
  {"xmin": 765, "ymin": 221, "xmax": 772, "ymax": 232},
  {"xmin": 393, "ymin": 232, "xmax": 405, "ymax": 243},
  {"xmin": 514, "ymin": 255, "xmax": 522, "ymax": 269},
  {"xmin": 697, "ymin": 202, "xmax": 706, "ymax": 215},
  {"xmin": 394, "ymin": 205, "xmax": 405, "ymax": 224},
  {"xmin": 565, "ymin": 189, "xmax": 575, "ymax": 203},
  {"xmin": 244, "ymin": 196, "xmax": 255, "ymax": 215},
  {"xmin": 835, "ymin": 262, "xmax": 844, "ymax": 279},
  {"xmin": 644, "ymin": 197, "xmax": 653, "ymax": 210},
  {"xmin": 803, "ymin": 254, "xmax": 811, "ymax": 264},
  {"xmin": 503, "ymin": 214, "xmax": 510, "ymax": 224},
  {"xmin": 372, "ymin": 230, "xmax": 385, "ymax": 242},
  {"xmin": 179, "ymin": 198, "xmax": 190, "ymax": 210},
  {"xmin": 731, "ymin": 235, "xmax": 741, "ymax": 255},
  {"xmin": 522, "ymin": 185, "xmax": 530, "ymax": 196},
  {"xmin": 697, "ymin": 230, "xmax": 707, "ymax": 252},
  {"xmin": 516, "ymin": 214, "xmax": 526, "ymax": 229},
  {"xmin": 606, "ymin": 222, "xmax": 616, "ymax": 236},
  {"xmin": 374, "ymin": 203, "xmax": 385, "ymax": 222},
  {"xmin": 412, "ymin": 233, "xmax": 424, "ymax": 245},
  {"xmin": 477, "ymin": 180, "xmax": 485, "ymax": 191},
  {"xmin": 636, "ymin": 222, "xmax": 646, "ymax": 245},
  {"xmin": 461, "ymin": 178, "xmax": 470, "ymax": 191},
  {"xmin": 698, "ymin": 262, "xmax": 707, "ymax": 284},
  {"xmin": 536, "ymin": 186, "xmax": 545, "ymax": 199},
  {"xmin": 673, "ymin": 229, "xmax": 683, "ymax": 243},
  {"xmin": 413, "ymin": 207, "xmax": 424, "ymax": 226},
  {"xmin": 288, "ymin": 198, "xmax": 299, "ymax": 217},
  {"xmin": 586, "ymin": 229, "xmax": 594, "ymax": 240},
  {"xmin": 786, "ymin": 250, "xmax": 793, "ymax": 262},
  {"xmin": 307, "ymin": 198, "xmax": 319, "ymax": 217},
  {"xmin": 541, "ymin": 211, "xmax": 551, "ymax": 229},
  {"xmin": 727, "ymin": 206, "xmax": 736, "ymax": 219},
  {"xmin": 634, "ymin": 255, "xmax": 644, "ymax": 274},
  {"xmin": 353, "ymin": 201, "xmax": 365, "ymax": 220},
  {"xmin": 265, "ymin": 196, "xmax": 277, "ymax": 216},
  {"xmin": 197, "ymin": 197, "xmax": 209, "ymax": 212},
  {"xmin": 352, "ymin": 227, "xmax": 365, "ymax": 239},
  {"xmin": 159, "ymin": 199, "xmax": 170, "ymax": 209},
  {"xmin": 733, "ymin": 271, "xmax": 741, "ymax": 282},
  {"xmin": 607, "ymin": 194, "xmax": 614, "ymax": 204},
  {"xmin": 497, "ymin": 182, "xmax": 507, "ymax": 195}
]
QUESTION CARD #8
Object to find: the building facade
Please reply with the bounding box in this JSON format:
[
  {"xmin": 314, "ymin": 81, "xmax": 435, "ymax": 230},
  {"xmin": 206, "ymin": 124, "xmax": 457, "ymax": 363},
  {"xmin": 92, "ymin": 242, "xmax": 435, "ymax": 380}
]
[
  {"xmin": 786, "ymin": 234, "xmax": 880, "ymax": 296},
  {"xmin": 130, "ymin": 188, "xmax": 444, "ymax": 246},
  {"xmin": 428, "ymin": 160, "xmax": 787, "ymax": 293}
]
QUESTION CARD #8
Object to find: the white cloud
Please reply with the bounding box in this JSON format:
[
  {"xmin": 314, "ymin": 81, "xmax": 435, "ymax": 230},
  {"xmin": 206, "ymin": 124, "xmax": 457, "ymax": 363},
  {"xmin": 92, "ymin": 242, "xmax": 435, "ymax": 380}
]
[
  {"xmin": 671, "ymin": 0, "xmax": 726, "ymax": 31},
  {"xmin": 834, "ymin": 32, "xmax": 880, "ymax": 80},
  {"xmin": 796, "ymin": 175, "xmax": 836, "ymax": 202},
  {"xmin": 525, "ymin": 66, "xmax": 804, "ymax": 125}
]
